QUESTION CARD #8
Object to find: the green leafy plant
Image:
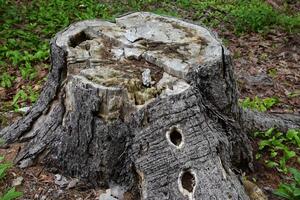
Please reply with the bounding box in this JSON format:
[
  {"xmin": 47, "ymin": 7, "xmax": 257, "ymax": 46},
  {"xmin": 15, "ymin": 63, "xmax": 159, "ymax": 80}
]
[
  {"xmin": 229, "ymin": 0, "xmax": 277, "ymax": 33},
  {"xmin": 11, "ymin": 86, "xmax": 39, "ymax": 111},
  {"xmin": 0, "ymin": 156, "xmax": 11, "ymax": 180},
  {"xmin": 0, "ymin": 187, "xmax": 23, "ymax": 200},
  {"xmin": 0, "ymin": 73, "xmax": 14, "ymax": 88},
  {"xmin": 19, "ymin": 63, "xmax": 37, "ymax": 80},
  {"xmin": 12, "ymin": 90, "xmax": 27, "ymax": 110},
  {"xmin": 228, "ymin": 0, "xmax": 299, "ymax": 33},
  {"xmin": 254, "ymin": 128, "xmax": 300, "ymax": 173},
  {"xmin": 26, "ymin": 86, "xmax": 39, "ymax": 103},
  {"xmin": 274, "ymin": 168, "xmax": 300, "ymax": 200},
  {"xmin": 240, "ymin": 96, "xmax": 279, "ymax": 112},
  {"xmin": 5, "ymin": 51, "xmax": 22, "ymax": 66},
  {"xmin": 0, "ymin": 156, "xmax": 22, "ymax": 200}
]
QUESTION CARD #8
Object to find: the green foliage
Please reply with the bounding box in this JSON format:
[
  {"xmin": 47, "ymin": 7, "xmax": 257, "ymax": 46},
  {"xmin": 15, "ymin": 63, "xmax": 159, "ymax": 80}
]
[
  {"xmin": 230, "ymin": 0, "xmax": 278, "ymax": 33},
  {"xmin": 274, "ymin": 168, "xmax": 300, "ymax": 200},
  {"xmin": 168, "ymin": 0, "xmax": 300, "ymax": 34},
  {"xmin": 12, "ymin": 86, "xmax": 39, "ymax": 111},
  {"xmin": 0, "ymin": 73, "xmax": 15, "ymax": 88},
  {"xmin": 228, "ymin": 0, "xmax": 299, "ymax": 33},
  {"xmin": 12, "ymin": 90, "xmax": 27, "ymax": 110},
  {"xmin": 0, "ymin": 187, "xmax": 22, "ymax": 200},
  {"xmin": 19, "ymin": 63, "xmax": 37, "ymax": 80},
  {"xmin": 254, "ymin": 128, "xmax": 300, "ymax": 173},
  {"xmin": 0, "ymin": 155, "xmax": 23, "ymax": 200},
  {"xmin": 27, "ymin": 86, "xmax": 39, "ymax": 103},
  {"xmin": 240, "ymin": 96, "xmax": 279, "ymax": 112},
  {"xmin": 0, "ymin": 156, "xmax": 12, "ymax": 180},
  {"xmin": 278, "ymin": 13, "xmax": 300, "ymax": 33}
]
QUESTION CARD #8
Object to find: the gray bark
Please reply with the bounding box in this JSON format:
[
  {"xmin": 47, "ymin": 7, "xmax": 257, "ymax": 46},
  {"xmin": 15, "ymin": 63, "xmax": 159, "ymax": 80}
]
[{"xmin": 0, "ymin": 12, "xmax": 299, "ymax": 200}]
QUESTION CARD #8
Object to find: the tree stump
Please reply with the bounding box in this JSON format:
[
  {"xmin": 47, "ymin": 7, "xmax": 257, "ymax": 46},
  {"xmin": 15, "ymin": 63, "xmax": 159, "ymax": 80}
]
[{"xmin": 1, "ymin": 12, "xmax": 299, "ymax": 200}]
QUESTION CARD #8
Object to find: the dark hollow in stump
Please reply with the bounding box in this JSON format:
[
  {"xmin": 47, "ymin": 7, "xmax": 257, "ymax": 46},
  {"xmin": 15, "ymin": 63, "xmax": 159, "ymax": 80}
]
[{"xmin": 1, "ymin": 12, "xmax": 299, "ymax": 200}]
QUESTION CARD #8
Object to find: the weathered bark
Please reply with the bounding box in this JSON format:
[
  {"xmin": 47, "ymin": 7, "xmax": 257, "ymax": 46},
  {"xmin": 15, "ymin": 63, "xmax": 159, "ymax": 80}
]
[{"xmin": 0, "ymin": 12, "xmax": 299, "ymax": 199}]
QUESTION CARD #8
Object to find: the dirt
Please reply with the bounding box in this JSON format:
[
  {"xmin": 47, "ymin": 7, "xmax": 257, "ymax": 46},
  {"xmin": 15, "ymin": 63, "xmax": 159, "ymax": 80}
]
[
  {"xmin": 0, "ymin": 63, "xmax": 48, "ymax": 116},
  {"xmin": 221, "ymin": 30, "xmax": 300, "ymax": 114},
  {"xmin": 0, "ymin": 144, "xmax": 100, "ymax": 200}
]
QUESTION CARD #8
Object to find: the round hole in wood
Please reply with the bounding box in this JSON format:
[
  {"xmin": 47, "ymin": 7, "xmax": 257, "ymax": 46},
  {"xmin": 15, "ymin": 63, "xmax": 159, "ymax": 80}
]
[
  {"xmin": 181, "ymin": 171, "xmax": 195, "ymax": 193},
  {"xmin": 169, "ymin": 127, "xmax": 182, "ymax": 147}
]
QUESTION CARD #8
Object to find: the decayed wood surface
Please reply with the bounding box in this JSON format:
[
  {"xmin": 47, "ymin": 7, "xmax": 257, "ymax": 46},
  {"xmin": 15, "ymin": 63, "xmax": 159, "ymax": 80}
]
[{"xmin": 1, "ymin": 12, "xmax": 299, "ymax": 200}]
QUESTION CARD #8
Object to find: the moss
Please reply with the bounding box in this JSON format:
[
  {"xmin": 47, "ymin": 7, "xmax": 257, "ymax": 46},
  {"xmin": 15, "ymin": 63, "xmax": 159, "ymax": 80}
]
[{"xmin": 123, "ymin": 78, "xmax": 162, "ymax": 105}]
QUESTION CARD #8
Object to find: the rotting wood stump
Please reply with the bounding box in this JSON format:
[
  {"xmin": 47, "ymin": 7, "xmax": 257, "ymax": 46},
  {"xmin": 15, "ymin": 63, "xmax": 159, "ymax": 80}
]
[{"xmin": 1, "ymin": 12, "xmax": 299, "ymax": 200}]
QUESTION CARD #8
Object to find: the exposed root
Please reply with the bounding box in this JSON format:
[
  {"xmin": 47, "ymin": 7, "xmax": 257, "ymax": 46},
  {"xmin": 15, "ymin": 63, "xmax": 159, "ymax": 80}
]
[{"xmin": 240, "ymin": 109, "xmax": 300, "ymax": 134}]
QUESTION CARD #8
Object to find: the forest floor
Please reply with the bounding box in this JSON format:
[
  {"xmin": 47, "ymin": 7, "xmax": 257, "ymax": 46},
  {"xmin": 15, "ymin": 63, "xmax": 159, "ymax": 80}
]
[{"xmin": 0, "ymin": 0, "xmax": 299, "ymax": 199}]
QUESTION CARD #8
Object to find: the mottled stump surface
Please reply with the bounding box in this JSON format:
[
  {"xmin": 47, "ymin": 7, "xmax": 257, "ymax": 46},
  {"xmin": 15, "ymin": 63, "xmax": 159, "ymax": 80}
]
[{"xmin": 1, "ymin": 12, "xmax": 299, "ymax": 200}]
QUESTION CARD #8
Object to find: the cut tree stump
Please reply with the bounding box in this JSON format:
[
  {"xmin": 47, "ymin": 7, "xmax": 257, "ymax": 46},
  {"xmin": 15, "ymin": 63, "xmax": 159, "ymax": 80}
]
[{"xmin": 1, "ymin": 12, "xmax": 299, "ymax": 200}]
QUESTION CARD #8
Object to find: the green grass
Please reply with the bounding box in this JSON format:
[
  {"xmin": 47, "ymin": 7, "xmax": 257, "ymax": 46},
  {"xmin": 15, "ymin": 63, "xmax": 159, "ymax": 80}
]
[
  {"xmin": 228, "ymin": 0, "xmax": 300, "ymax": 33},
  {"xmin": 0, "ymin": 0, "xmax": 298, "ymax": 112}
]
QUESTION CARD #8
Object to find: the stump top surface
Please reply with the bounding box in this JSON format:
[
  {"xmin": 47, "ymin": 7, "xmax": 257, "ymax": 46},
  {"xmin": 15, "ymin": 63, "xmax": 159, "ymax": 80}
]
[
  {"xmin": 55, "ymin": 12, "xmax": 223, "ymax": 119},
  {"xmin": 56, "ymin": 12, "xmax": 222, "ymax": 78}
]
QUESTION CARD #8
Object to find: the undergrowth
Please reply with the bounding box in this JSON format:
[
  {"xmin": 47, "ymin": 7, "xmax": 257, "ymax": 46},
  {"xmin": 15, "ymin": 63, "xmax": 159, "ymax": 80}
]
[
  {"xmin": 254, "ymin": 128, "xmax": 300, "ymax": 173},
  {"xmin": 0, "ymin": 154, "xmax": 23, "ymax": 200},
  {"xmin": 239, "ymin": 96, "xmax": 279, "ymax": 112},
  {"xmin": 253, "ymin": 128, "xmax": 300, "ymax": 199},
  {"xmin": 274, "ymin": 168, "xmax": 300, "ymax": 200}
]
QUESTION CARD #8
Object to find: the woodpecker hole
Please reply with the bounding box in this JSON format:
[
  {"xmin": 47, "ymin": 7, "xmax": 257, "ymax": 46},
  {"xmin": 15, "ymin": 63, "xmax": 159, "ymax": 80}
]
[
  {"xmin": 181, "ymin": 171, "xmax": 195, "ymax": 193},
  {"xmin": 168, "ymin": 127, "xmax": 183, "ymax": 147}
]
